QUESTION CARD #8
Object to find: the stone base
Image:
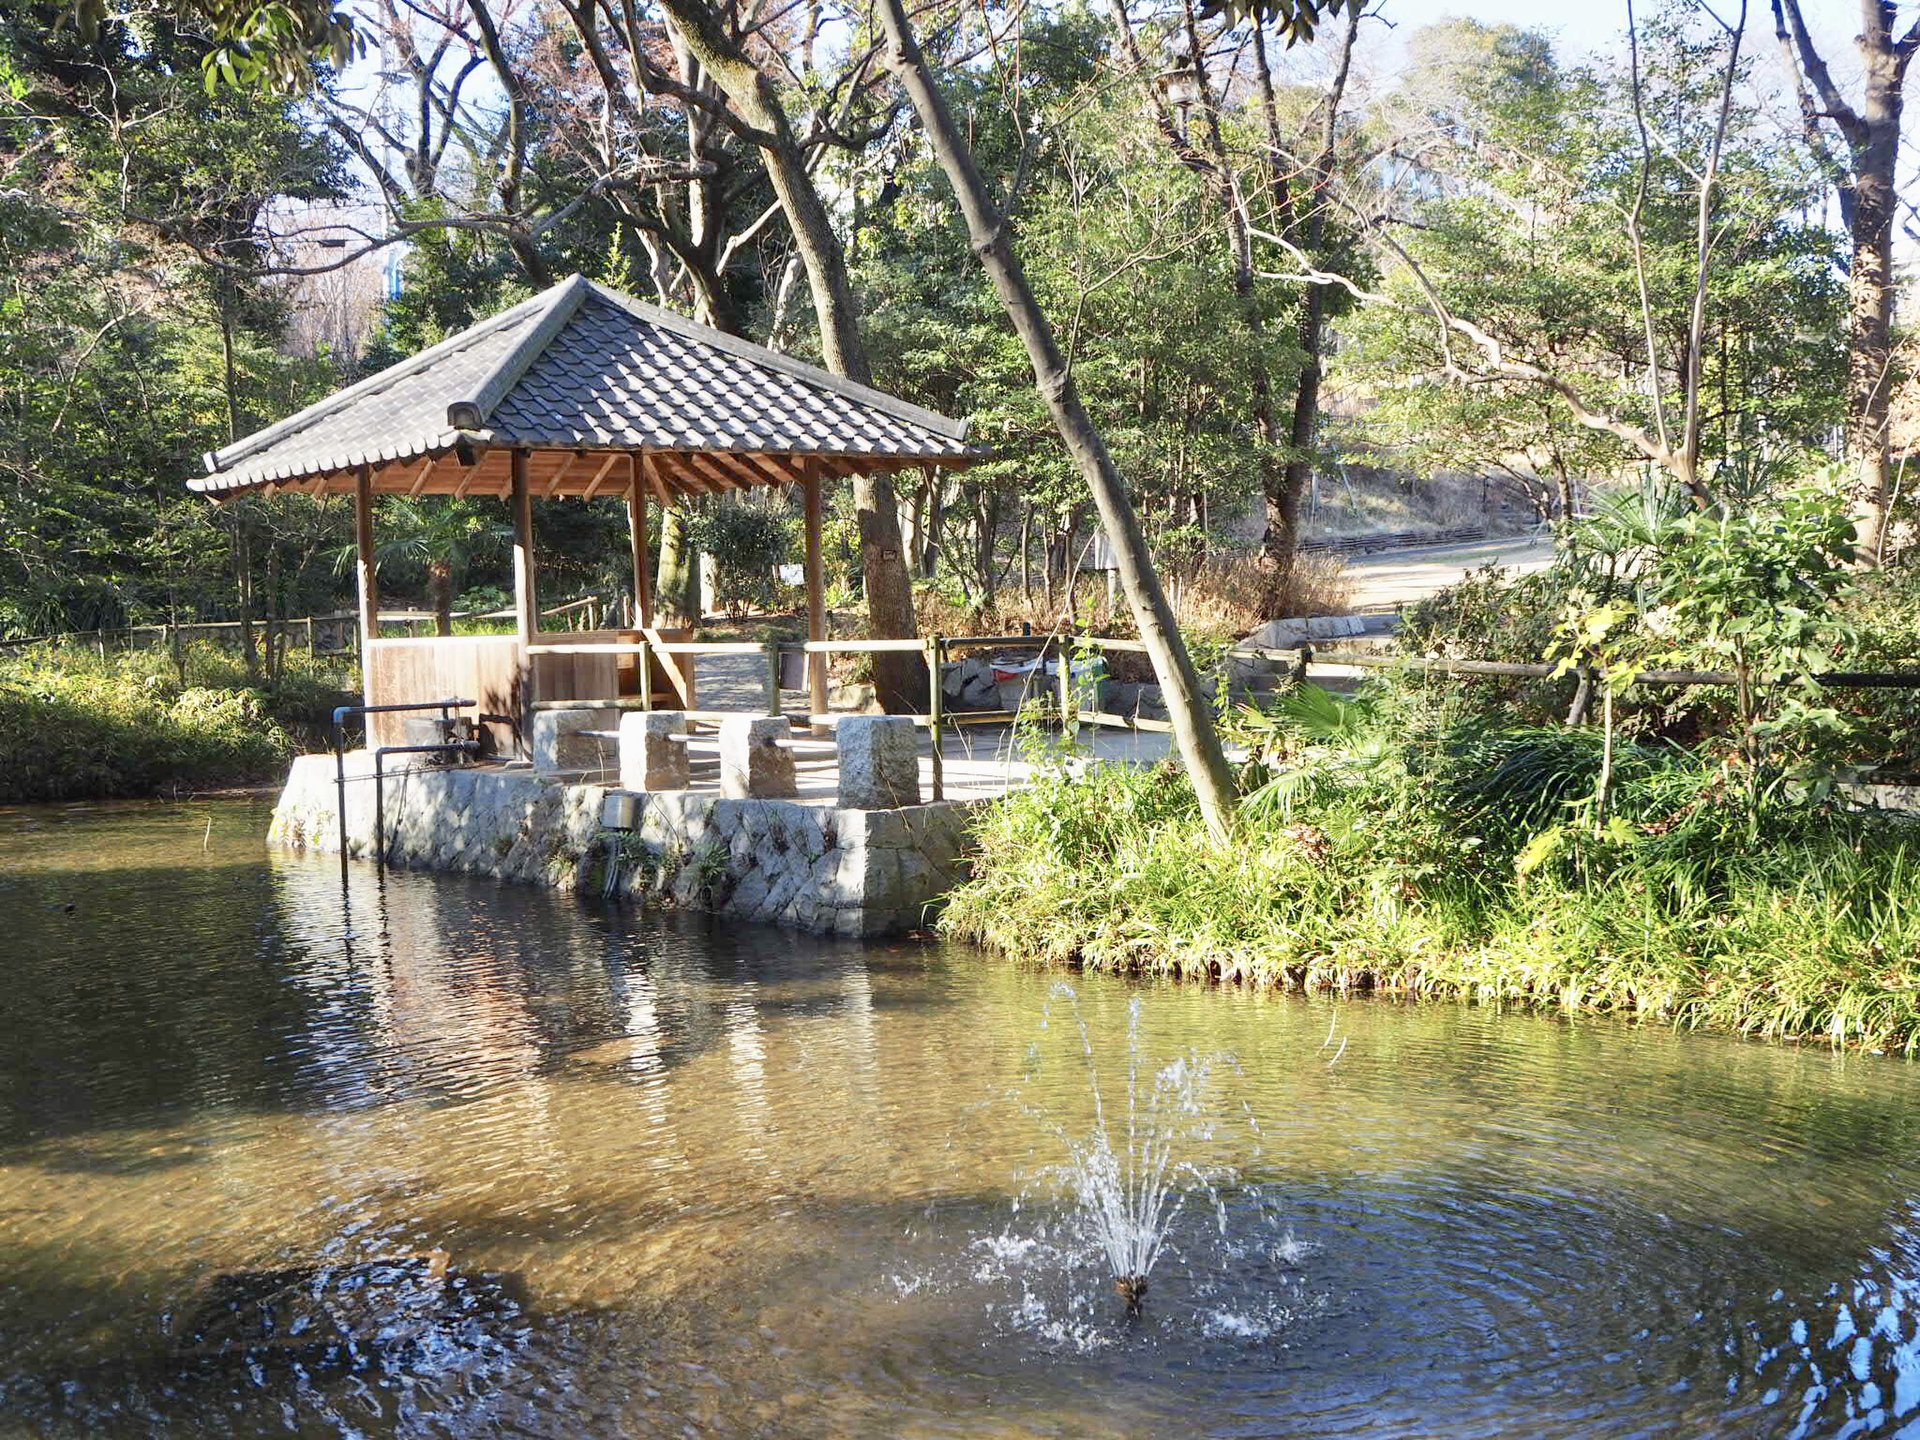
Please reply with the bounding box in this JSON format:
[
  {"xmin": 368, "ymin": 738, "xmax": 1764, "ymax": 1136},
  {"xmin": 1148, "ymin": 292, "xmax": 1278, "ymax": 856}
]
[
  {"xmin": 531, "ymin": 706, "xmax": 619, "ymax": 777},
  {"xmin": 836, "ymin": 715, "xmax": 920, "ymax": 809},
  {"xmin": 719, "ymin": 715, "xmax": 797, "ymax": 799},
  {"xmin": 269, "ymin": 752, "xmax": 979, "ymax": 938}
]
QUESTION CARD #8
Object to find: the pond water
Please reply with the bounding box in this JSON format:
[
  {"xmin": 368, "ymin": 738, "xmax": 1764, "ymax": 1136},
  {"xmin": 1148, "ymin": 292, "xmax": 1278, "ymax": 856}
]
[{"xmin": 3, "ymin": 800, "xmax": 1920, "ymax": 1438}]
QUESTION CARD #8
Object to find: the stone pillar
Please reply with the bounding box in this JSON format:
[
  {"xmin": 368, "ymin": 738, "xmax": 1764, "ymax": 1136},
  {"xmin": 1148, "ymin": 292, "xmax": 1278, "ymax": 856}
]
[
  {"xmin": 719, "ymin": 715, "xmax": 796, "ymax": 799},
  {"xmin": 836, "ymin": 715, "xmax": 921, "ymax": 810},
  {"xmin": 532, "ymin": 706, "xmax": 619, "ymax": 776},
  {"xmin": 620, "ymin": 710, "xmax": 689, "ymax": 791}
]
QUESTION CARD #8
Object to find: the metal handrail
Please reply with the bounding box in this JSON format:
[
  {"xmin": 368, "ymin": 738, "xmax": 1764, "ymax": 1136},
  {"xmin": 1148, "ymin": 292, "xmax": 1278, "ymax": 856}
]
[
  {"xmin": 373, "ymin": 741, "xmax": 481, "ymax": 865},
  {"xmin": 330, "ymin": 698, "xmax": 474, "ymax": 867}
]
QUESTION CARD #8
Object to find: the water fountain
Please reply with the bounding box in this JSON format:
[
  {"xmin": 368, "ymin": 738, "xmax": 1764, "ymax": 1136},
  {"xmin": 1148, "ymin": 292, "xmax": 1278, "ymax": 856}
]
[{"xmin": 1035, "ymin": 986, "xmax": 1237, "ymax": 1318}]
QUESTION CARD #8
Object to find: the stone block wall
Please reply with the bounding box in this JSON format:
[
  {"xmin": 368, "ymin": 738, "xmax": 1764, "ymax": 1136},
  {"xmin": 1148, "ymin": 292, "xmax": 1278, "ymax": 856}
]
[{"xmin": 269, "ymin": 753, "xmax": 978, "ymax": 937}]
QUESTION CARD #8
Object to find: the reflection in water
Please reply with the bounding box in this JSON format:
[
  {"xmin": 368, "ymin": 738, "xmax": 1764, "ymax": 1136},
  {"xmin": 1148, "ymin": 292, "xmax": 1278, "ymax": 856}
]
[{"xmin": 3, "ymin": 800, "xmax": 1920, "ymax": 1436}]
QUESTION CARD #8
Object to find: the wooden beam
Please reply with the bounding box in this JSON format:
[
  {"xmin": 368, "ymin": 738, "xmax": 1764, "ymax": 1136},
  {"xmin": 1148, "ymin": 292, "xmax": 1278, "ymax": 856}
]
[
  {"xmin": 628, "ymin": 453, "xmax": 652, "ymax": 627},
  {"xmin": 661, "ymin": 456, "xmax": 716, "ymax": 496},
  {"xmin": 580, "ymin": 451, "xmax": 621, "ymax": 500},
  {"xmin": 353, "ymin": 462, "xmax": 379, "ymax": 712},
  {"xmin": 738, "ymin": 452, "xmax": 800, "ymax": 487},
  {"xmin": 685, "ymin": 452, "xmax": 748, "ymax": 492},
  {"xmin": 803, "ymin": 455, "xmax": 828, "ymax": 726},
  {"xmin": 545, "ymin": 450, "xmax": 582, "ymax": 498},
  {"xmin": 640, "ymin": 450, "xmax": 673, "ymax": 507},
  {"xmin": 407, "ymin": 454, "xmax": 439, "ymax": 497}
]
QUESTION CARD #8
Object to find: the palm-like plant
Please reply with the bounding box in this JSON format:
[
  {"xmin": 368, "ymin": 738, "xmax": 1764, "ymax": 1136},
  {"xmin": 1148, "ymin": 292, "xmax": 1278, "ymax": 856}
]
[
  {"xmin": 1238, "ymin": 683, "xmax": 1394, "ymax": 822},
  {"xmin": 335, "ymin": 499, "xmax": 508, "ymax": 635}
]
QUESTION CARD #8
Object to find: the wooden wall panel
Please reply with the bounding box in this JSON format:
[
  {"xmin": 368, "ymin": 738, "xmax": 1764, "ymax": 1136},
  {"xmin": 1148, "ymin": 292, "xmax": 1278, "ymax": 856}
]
[{"xmin": 365, "ymin": 636, "xmax": 523, "ymax": 753}]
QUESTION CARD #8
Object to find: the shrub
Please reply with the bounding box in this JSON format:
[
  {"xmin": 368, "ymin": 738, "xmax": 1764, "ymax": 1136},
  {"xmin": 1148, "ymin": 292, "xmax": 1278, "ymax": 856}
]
[
  {"xmin": 944, "ymin": 688, "xmax": 1920, "ymax": 1053},
  {"xmin": 685, "ymin": 500, "xmax": 793, "ymax": 618},
  {"xmin": 0, "ymin": 644, "xmax": 305, "ymax": 802}
]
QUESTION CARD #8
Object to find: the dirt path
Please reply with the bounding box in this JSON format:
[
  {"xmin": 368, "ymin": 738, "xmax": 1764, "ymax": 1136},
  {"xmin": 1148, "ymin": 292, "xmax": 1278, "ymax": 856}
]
[{"xmin": 1342, "ymin": 534, "xmax": 1555, "ymax": 611}]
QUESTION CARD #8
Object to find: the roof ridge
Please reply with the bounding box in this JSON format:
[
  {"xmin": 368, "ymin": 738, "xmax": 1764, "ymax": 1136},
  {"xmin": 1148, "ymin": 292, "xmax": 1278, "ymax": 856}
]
[
  {"xmin": 446, "ymin": 274, "xmax": 590, "ymax": 432},
  {"xmin": 201, "ymin": 285, "xmax": 560, "ymax": 475},
  {"xmin": 581, "ymin": 279, "xmax": 971, "ymax": 443}
]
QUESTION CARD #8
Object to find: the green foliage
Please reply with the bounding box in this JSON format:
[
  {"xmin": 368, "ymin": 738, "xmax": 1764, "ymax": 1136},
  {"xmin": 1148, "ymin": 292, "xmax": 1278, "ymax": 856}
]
[
  {"xmin": 1343, "ymin": 9, "xmax": 1845, "ymax": 488},
  {"xmin": 684, "ymin": 500, "xmax": 795, "ymax": 618},
  {"xmin": 1547, "ymin": 479, "xmax": 1861, "ymax": 810},
  {"xmin": 946, "ymin": 697, "xmax": 1920, "ymax": 1053},
  {"xmin": 0, "ymin": 4, "xmax": 346, "ymax": 638},
  {"xmin": 0, "ymin": 644, "xmax": 321, "ymax": 802}
]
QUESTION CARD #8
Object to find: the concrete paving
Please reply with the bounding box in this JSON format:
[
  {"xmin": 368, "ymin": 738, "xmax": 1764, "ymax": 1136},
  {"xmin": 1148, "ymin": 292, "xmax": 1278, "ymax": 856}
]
[{"xmin": 680, "ymin": 652, "xmax": 1176, "ymax": 804}]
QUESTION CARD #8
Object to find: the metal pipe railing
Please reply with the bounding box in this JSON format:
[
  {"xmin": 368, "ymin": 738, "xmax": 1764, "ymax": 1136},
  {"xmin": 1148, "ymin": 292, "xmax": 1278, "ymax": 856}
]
[
  {"xmin": 330, "ymin": 698, "xmax": 474, "ymax": 867},
  {"xmin": 372, "ymin": 740, "xmax": 482, "ymax": 865}
]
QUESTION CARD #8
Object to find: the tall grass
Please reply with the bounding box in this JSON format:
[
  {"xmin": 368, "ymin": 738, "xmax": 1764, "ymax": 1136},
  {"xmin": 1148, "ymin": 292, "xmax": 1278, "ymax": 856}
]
[
  {"xmin": 944, "ymin": 692, "xmax": 1920, "ymax": 1054},
  {"xmin": 0, "ymin": 643, "xmax": 337, "ymax": 802},
  {"xmin": 913, "ymin": 550, "xmax": 1351, "ymax": 645}
]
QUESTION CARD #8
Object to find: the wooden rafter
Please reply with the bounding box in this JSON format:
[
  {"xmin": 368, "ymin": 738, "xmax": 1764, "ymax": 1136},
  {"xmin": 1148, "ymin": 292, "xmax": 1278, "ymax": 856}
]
[
  {"xmin": 641, "ymin": 450, "xmax": 673, "ymax": 506},
  {"xmin": 684, "ymin": 452, "xmax": 747, "ymax": 492},
  {"xmin": 545, "ymin": 451, "xmax": 582, "ymax": 498},
  {"xmin": 579, "ymin": 451, "xmax": 621, "ymax": 500}
]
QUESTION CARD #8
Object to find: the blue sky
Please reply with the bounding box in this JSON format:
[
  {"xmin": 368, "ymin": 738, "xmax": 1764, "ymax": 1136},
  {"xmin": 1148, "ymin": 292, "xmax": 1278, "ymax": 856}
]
[{"xmin": 1373, "ymin": 0, "xmax": 1626, "ymax": 61}]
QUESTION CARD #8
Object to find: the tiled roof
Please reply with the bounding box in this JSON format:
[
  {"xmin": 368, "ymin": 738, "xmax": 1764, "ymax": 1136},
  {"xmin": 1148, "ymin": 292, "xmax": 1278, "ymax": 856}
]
[{"xmin": 191, "ymin": 275, "xmax": 977, "ymax": 497}]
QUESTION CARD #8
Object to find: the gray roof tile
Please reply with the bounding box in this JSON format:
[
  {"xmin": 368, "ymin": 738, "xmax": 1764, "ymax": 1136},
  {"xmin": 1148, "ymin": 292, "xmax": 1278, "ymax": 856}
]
[{"xmin": 192, "ymin": 275, "xmax": 976, "ymax": 495}]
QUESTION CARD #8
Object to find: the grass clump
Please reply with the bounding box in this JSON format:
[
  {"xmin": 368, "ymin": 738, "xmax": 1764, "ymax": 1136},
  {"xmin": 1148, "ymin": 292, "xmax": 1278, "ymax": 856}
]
[
  {"xmin": 943, "ymin": 684, "xmax": 1920, "ymax": 1054},
  {"xmin": 0, "ymin": 643, "xmax": 344, "ymax": 802}
]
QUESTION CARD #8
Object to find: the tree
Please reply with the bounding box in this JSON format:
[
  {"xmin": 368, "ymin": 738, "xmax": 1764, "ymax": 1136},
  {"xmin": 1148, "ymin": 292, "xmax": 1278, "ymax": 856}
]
[
  {"xmin": 1103, "ymin": 0, "xmax": 1364, "ymax": 586},
  {"xmin": 1329, "ymin": 6, "xmax": 1840, "ymax": 508},
  {"xmin": 352, "ymin": 498, "xmax": 507, "ymax": 635},
  {"xmin": 874, "ymin": 0, "xmax": 1239, "ymax": 838},
  {"xmin": 858, "ymin": 9, "xmax": 1269, "ymax": 618},
  {"xmin": 1771, "ymin": 0, "xmax": 1916, "ymax": 562},
  {"xmin": 645, "ymin": 0, "xmax": 928, "ymax": 710},
  {"xmin": 0, "ymin": 4, "xmax": 345, "ymax": 640}
]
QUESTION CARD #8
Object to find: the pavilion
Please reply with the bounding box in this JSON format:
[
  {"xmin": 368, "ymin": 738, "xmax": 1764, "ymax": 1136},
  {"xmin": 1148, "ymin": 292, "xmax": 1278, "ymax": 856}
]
[{"xmin": 192, "ymin": 273, "xmax": 979, "ymax": 750}]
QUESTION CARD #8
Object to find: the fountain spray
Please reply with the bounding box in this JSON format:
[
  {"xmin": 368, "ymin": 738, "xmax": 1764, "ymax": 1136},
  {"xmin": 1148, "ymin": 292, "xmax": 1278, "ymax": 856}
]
[{"xmin": 1045, "ymin": 987, "xmax": 1224, "ymax": 1318}]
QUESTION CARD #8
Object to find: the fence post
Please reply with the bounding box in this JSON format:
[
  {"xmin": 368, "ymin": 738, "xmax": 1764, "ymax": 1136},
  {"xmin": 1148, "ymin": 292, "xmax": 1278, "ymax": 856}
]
[
  {"xmin": 1056, "ymin": 636, "xmax": 1076, "ymax": 736},
  {"xmin": 926, "ymin": 635, "xmax": 945, "ymax": 803},
  {"xmin": 763, "ymin": 640, "xmax": 781, "ymax": 718}
]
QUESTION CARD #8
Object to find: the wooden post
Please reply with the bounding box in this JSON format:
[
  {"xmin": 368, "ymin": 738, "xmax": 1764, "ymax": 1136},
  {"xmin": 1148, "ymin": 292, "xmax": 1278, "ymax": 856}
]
[
  {"xmin": 802, "ymin": 459, "xmax": 828, "ymax": 729},
  {"xmin": 1057, "ymin": 638, "xmax": 1076, "ymax": 734},
  {"xmin": 926, "ymin": 635, "xmax": 944, "ymax": 802},
  {"xmin": 353, "ymin": 461, "xmax": 378, "ymax": 712},
  {"xmin": 510, "ymin": 448, "xmax": 538, "ymax": 734},
  {"xmin": 627, "ymin": 453, "xmax": 652, "ymax": 626}
]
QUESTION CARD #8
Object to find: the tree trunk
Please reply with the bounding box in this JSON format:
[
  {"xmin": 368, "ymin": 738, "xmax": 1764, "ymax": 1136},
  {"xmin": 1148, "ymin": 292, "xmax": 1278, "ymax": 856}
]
[
  {"xmin": 875, "ymin": 0, "xmax": 1237, "ymax": 838},
  {"xmin": 1112, "ymin": 0, "xmax": 1290, "ymax": 587},
  {"xmin": 1848, "ymin": 55, "xmax": 1901, "ymax": 561},
  {"xmin": 1253, "ymin": 9, "xmax": 1360, "ymax": 587},
  {"xmin": 1773, "ymin": 0, "xmax": 1910, "ymax": 561},
  {"xmin": 655, "ymin": 505, "xmax": 699, "ymax": 627},
  {"xmin": 923, "ymin": 472, "xmax": 946, "ymax": 579},
  {"xmin": 265, "ymin": 541, "xmax": 285, "ymax": 686},
  {"xmin": 1019, "ymin": 502, "xmax": 1033, "ymax": 606},
  {"xmin": 654, "ymin": 0, "xmax": 924, "ymax": 710},
  {"xmin": 429, "ymin": 559, "xmax": 454, "ymax": 637}
]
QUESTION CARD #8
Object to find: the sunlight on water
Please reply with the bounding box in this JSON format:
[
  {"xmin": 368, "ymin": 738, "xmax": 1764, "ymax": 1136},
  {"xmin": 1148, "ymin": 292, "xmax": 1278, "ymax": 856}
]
[{"xmin": 3, "ymin": 799, "xmax": 1920, "ymax": 1437}]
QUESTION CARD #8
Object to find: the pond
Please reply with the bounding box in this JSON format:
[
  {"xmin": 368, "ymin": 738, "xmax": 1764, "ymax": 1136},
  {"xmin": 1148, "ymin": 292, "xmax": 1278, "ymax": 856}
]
[{"xmin": 1, "ymin": 800, "xmax": 1918, "ymax": 1438}]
